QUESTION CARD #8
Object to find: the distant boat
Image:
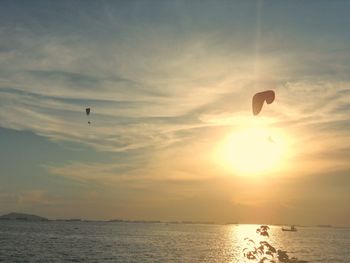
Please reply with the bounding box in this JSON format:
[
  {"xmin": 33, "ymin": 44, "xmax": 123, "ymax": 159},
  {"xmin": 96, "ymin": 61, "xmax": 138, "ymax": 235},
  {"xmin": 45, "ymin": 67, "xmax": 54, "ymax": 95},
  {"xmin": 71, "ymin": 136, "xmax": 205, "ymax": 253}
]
[{"xmin": 282, "ymin": 225, "xmax": 297, "ymax": 232}]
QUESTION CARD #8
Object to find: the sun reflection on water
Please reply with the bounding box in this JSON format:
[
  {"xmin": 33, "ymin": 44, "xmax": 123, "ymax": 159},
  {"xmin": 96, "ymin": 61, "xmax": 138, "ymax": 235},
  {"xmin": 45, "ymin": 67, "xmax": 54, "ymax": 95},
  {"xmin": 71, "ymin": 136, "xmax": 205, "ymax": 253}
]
[{"xmin": 227, "ymin": 224, "xmax": 263, "ymax": 262}]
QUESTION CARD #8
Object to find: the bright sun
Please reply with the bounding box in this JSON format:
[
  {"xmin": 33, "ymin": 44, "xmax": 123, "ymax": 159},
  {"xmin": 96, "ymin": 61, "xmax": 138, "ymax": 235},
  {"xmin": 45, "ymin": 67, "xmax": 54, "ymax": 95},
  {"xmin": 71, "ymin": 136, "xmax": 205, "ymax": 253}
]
[{"xmin": 215, "ymin": 125, "xmax": 290, "ymax": 176}]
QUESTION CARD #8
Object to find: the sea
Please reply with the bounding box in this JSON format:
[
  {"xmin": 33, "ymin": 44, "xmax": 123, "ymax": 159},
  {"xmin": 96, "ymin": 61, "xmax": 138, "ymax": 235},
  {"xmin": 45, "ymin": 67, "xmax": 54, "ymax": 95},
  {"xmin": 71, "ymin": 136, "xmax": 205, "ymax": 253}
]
[{"xmin": 0, "ymin": 221, "xmax": 349, "ymax": 262}]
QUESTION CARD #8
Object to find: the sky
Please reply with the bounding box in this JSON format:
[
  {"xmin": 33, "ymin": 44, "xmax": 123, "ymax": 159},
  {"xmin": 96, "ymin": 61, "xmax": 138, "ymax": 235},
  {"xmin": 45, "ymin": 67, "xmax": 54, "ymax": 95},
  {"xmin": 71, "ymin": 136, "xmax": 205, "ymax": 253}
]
[{"xmin": 1, "ymin": 0, "xmax": 350, "ymax": 226}]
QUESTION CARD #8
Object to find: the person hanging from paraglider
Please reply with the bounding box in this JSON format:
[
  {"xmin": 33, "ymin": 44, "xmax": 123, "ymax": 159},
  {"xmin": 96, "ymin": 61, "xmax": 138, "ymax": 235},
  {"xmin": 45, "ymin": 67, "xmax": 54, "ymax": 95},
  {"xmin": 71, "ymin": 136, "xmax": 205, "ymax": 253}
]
[{"xmin": 86, "ymin": 107, "xmax": 91, "ymax": 124}]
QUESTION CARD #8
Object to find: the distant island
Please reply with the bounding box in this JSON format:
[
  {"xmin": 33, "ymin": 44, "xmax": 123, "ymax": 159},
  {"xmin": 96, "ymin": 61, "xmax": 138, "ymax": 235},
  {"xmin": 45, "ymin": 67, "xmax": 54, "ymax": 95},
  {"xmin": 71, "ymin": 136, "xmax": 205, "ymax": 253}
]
[
  {"xmin": 109, "ymin": 219, "xmax": 161, "ymax": 223},
  {"xmin": 0, "ymin": 214, "xmax": 346, "ymax": 228},
  {"xmin": 0, "ymin": 212, "xmax": 49, "ymax": 221},
  {"xmin": 109, "ymin": 220, "xmax": 215, "ymax": 225},
  {"xmin": 0, "ymin": 212, "xmax": 217, "ymax": 225}
]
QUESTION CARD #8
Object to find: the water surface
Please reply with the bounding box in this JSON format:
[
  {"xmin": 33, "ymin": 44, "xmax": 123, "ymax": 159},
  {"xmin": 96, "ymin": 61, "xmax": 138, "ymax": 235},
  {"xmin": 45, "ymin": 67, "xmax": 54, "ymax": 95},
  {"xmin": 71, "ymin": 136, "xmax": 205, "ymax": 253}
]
[{"xmin": 0, "ymin": 221, "xmax": 349, "ymax": 262}]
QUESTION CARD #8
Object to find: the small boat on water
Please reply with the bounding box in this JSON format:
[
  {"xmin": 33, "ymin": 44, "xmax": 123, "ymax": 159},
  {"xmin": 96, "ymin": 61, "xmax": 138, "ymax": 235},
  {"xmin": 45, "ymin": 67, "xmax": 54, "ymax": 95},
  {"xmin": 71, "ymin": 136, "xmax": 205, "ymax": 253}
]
[{"xmin": 282, "ymin": 225, "xmax": 297, "ymax": 232}]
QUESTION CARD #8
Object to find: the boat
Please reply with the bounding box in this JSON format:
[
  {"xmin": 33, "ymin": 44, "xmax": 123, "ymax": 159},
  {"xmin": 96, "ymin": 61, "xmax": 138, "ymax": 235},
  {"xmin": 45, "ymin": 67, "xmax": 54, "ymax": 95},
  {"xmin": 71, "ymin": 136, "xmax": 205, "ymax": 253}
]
[{"xmin": 282, "ymin": 225, "xmax": 297, "ymax": 232}]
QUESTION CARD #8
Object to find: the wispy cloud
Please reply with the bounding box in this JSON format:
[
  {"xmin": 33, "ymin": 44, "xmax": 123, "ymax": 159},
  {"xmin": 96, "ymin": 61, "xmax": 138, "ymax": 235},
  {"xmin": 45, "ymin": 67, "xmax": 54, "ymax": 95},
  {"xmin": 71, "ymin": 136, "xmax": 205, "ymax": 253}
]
[
  {"xmin": 1, "ymin": 1, "xmax": 350, "ymax": 223},
  {"xmin": 1, "ymin": 3, "xmax": 350, "ymax": 171},
  {"xmin": 17, "ymin": 190, "xmax": 53, "ymax": 206}
]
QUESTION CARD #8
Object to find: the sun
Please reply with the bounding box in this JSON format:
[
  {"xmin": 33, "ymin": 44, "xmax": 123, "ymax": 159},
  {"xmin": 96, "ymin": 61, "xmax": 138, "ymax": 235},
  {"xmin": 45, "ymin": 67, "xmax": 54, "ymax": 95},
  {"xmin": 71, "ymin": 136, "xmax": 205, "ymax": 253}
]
[{"xmin": 215, "ymin": 125, "xmax": 290, "ymax": 176}]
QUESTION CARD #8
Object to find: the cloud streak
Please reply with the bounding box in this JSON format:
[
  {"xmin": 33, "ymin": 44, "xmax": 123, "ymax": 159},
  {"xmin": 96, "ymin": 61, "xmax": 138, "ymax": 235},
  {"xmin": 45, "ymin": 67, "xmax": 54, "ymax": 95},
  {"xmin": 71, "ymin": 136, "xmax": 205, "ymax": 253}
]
[{"xmin": 1, "ymin": 0, "xmax": 350, "ymax": 223}]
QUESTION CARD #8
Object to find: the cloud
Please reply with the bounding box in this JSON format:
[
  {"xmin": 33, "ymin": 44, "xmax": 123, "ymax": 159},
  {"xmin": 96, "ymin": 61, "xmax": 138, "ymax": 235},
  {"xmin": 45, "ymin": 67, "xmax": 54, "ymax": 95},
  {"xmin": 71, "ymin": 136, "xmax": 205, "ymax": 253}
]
[
  {"xmin": 2, "ymin": 1, "xmax": 350, "ymax": 225},
  {"xmin": 17, "ymin": 190, "xmax": 54, "ymax": 206},
  {"xmin": 1, "ymin": 1, "xmax": 350, "ymax": 183},
  {"xmin": 0, "ymin": 19, "xmax": 258, "ymax": 153}
]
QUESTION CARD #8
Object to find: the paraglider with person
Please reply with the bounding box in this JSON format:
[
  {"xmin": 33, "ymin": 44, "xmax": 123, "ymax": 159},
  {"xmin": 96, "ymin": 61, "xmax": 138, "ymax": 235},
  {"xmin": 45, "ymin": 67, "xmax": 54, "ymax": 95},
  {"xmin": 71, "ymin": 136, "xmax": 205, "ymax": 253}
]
[{"xmin": 86, "ymin": 107, "xmax": 91, "ymax": 124}]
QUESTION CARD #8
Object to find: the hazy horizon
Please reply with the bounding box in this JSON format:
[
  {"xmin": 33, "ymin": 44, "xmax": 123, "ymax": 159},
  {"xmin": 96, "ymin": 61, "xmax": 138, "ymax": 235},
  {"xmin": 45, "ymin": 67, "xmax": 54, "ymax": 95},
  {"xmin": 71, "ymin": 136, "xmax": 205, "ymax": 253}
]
[
  {"xmin": 1, "ymin": 210, "xmax": 347, "ymax": 228},
  {"xmin": 1, "ymin": 1, "xmax": 350, "ymax": 227}
]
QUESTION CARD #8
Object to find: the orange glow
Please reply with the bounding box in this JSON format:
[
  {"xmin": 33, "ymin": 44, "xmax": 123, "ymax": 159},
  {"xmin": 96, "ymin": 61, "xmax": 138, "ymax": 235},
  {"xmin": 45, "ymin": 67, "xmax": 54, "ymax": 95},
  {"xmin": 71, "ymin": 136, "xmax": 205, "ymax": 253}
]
[{"xmin": 214, "ymin": 120, "xmax": 291, "ymax": 176}]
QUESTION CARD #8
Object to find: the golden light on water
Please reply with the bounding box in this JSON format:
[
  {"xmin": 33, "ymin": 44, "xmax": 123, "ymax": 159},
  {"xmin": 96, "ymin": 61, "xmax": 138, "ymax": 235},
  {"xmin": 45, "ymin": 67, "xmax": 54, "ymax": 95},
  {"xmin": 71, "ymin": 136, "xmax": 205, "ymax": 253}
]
[
  {"xmin": 214, "ymin": 119, "xmax": 292, "ymax": 176},
  {"xmin": 228, "ymin": 224, "xmax": 267, "ymax": 262}
]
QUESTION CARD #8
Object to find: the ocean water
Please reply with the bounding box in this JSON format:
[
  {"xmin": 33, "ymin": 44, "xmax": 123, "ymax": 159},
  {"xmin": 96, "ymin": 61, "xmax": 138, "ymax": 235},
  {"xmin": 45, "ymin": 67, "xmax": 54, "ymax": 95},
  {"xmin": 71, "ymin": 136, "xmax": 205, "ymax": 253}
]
[{"xmin": 0, "ymin": 221, "xmax": 349, "ymax": 262}]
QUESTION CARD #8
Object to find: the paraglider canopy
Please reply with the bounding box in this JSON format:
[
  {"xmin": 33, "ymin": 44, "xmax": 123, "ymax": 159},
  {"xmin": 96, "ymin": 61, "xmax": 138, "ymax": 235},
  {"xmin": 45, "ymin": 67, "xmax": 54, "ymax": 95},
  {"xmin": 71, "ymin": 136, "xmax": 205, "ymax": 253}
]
[{"xmin": 252, "ymin": 90, "xmax": 275, "ymax": 116}]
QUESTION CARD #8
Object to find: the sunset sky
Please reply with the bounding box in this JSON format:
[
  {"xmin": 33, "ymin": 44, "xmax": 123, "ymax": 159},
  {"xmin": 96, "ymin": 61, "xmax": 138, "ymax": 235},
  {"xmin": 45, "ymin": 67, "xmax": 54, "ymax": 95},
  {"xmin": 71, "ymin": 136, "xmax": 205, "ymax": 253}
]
[{"xmin": 1, "ymin": 0, "xmax": 350, "ymax": 226}]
